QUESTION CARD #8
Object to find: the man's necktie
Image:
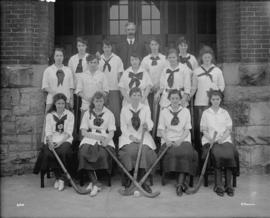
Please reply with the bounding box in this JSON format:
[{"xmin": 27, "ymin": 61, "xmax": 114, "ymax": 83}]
[
  {"xmin": 102, "ymin": 56, "xmax": 113, "ymax": 72},
  {"xmin": 150, "ymin": 56, "xmax": 160, "ymax": 66},
  {"xmin": 166, "ymin": 68, "xmax": 179, "ymax": 88},
  {"xmin": 53, "ymin": 114, "xmax": 67, "ymax": 133},
  {"xmin": 75, "ymin": 59, "xmax": 83, "ymax": 73},
  {"xmin": 179, "ymin": 56, "xmax": 192, "ymax": 70},
  {"xmin": 130, "ymin": 109, "xmax": 141, "ymax": 131},
  {"xmin": 56, "ymin": 69, "xmax": 65, "ymax": 86},
  {"xmin": 128, "ymin": 72, "xmax": 143, "ymax": 88},
  {"xmin": 197, "ymin": 66, "xmax": 215, "ymax": 82}
]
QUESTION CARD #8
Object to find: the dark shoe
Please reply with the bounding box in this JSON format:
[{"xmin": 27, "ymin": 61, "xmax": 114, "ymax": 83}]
[
  {"xmin": 214, "ymin": 186, "xmax": 224, "ymax": 197},
  {"xmin": 124, "ymin": 179, "xmax": 131, "ymax": 189},
  {"xmin": 142, "ymin": 183, "xmax": 152, "ymax": 193},
  {"xmin": 181, "ymin": 183, "xmax": 188, "ymax": 192},
  {"xmin": 176, "ymin": 184, "xmax": 183, "ymax": 196},
  {"xmin": 225, "ymin": 187, "xmax": 234, "ymax": 197}
]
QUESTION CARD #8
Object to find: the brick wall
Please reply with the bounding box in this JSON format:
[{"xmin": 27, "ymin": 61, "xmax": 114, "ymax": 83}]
[
  {"xmin": 0, "ymin": 0, "xmax": 54, "ymax": 175},
  {"xmin": 0, "ymin": 0, "xmax": 54, "ymax": 64}
]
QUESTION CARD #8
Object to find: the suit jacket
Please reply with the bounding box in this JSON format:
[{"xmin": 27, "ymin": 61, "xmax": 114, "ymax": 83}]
[{"xmin": 116, "ymin": 38, "xmax": 146, "ymax": 70}]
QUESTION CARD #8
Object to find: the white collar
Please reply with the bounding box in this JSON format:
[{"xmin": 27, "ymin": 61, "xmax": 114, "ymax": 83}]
[
  {"xmin": 101, "ymin": 53, "xmax": 114, "ymax": 60},
  {"xmin": 52, "ymin": 109, "xmax": 68, "ymax": 118},
  {"xmin": 127, "ymin": 38, "xmax": 135, "ymax": 44},
  {"xmin": 128, "ymin": 66, "xmax": 144, "ymax": 73},
  {"xmin": 128, "ymin": 102, "xmax": 144, "ymax": 112}
]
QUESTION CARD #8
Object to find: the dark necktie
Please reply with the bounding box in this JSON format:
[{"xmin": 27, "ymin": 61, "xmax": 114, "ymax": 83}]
[
  {"xmin": 179, "ymin": 56, "xmax": 192, "ymax": 70},
  {"xmin": 169, "ymin": 108, "xmax": 182, "ymax": 126},
  {"xmin": 166, "ymin": 68, "xmax": 179, "ymax": 88},
  {"xmin": 75, "ymin": 59, "xmax": 83, "ymax": 73},
  {"xmin": 56, "ymin": 69, "xmax": 65, "ymax": 86},
  {"xmin": 150, "ymin": 56, "xmax": 160, "ymax": 66},
  {"xmin": 102, "ymin": 56, "xmax": 113, "ymax": 72},
  {"xmin": 198, "ymin": 66, "xmax": 215, "ymax": 82},
  {"xmin": 128, "ymin": 72, "xmax": 143, "ymax": 88},
  {"xmin": 53, "ymin": 114, "xmax": 67, "ymax": 133},
  {"xmin": 90, "ymin": 110, "xmax": 104, "ymax": 127},
  {"xmin": 130, "ymin": 109, "xmax": 141, "ymax": 131}
]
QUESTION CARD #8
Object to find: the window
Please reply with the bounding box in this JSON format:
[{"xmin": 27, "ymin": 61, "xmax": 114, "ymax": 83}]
[
  {"xmin": 168, "ymin": 0, "xmax": 186, "ymax": 34},
  {"xmin": 109, "ymin": 0, "xmax": 129, "ymax": 35},
  {"xmin": 141, "ymin": 0, "xmax": 161, "ymax": 35}
]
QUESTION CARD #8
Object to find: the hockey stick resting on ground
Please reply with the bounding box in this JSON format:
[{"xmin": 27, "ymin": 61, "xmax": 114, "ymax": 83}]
[
  {"xmin": 185, "ymin": 131, "xmax": 218, "ymax": 194},
  {"xmin": 51, "ymin": 147, "xmax": 91, "ymax": 195}
]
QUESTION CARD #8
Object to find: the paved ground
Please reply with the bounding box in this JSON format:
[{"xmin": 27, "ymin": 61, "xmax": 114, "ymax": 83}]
[{"xmin": 1, "ymin": 173, "xmax": 270, "ymax": 218}]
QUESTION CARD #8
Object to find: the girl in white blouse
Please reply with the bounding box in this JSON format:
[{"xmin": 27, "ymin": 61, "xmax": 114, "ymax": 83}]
[
  {"xmin": 78, "ymin": 91, "xmax": 116, "ymax": 197},
  {"xmin": 35, "ymin": 93, "xmax": 74, "ymax": 191},
  {"xmin": 158, "ymin": 89, "xmax": 198, "ymax": 196},
  {"xmin": 191, "ymin": 46, "xmax": 225, "ymax": 156},
  {"xmin": 119, "ymin": 53, "xmax": 153, "ymax": 106},
  {"xmin": 118, "ymin": 87, "xmax": 157, "ymax": 193},
  {"xmin": 200, "ymin": 89, "xmax": 237, "ymax": 197}
]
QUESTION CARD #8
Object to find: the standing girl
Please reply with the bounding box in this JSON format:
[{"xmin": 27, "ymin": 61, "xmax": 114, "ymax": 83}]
[{"xmin": 78, "ymin": 91, "xmax": 116, "ymax": 197}]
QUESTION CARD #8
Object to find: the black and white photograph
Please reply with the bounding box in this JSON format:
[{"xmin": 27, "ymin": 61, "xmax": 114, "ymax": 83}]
[{"xmin": 1, "ymin": 0, "xmax": 270, "ymax": 217}]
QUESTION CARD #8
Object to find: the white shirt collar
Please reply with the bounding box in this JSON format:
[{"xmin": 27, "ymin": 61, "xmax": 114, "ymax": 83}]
[
  {"xmin": 128, "ymin": 102, "xmax": 144, "ymax": 112},
  {"xmin": 127, "ymin": 38, "xmax": 135, "ymax": 45}
]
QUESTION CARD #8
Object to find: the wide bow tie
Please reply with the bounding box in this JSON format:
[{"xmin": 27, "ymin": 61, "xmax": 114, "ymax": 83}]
[
  {"xmin": 169, "ymin": 108, "xmax": 182, "ymax": 126},
  {"xmin": 130, "ymin": 109, "xmax": 141, "ymax": 131},
  {"xmin": 197, "ymin": 66, "xmax": 215, "ymax": 82},
  {"xmin": 53, "ymin": 114, "xmax": 67, "ymax": 133},
  {"xmin": 56, "ymin": 69, "xmax": 65, "ymax": 86},
  {"xmin": 150, "ymin": 56, "xmax": 160, "ymax": 66},
  {"xmin": 166, "ymin": 68, "xmax": 179, "ymax": 88},
  {"xmin": 90, "ymin": 110, "xmax": 104, "ymax": 127},
  {"xmin": 75, "ymin": 59, "xmax": 83, "ymax": 73},
  {"xmin": 179, "ymin": 56, "xmax": 192, "ymax": 70},
  {"xmin": 102, "ymin": 56, "xmax": 113, "ymax": 72},
  {"xmin": 128, "ymin": 72, "xmax": 143, "ymax": 88}
]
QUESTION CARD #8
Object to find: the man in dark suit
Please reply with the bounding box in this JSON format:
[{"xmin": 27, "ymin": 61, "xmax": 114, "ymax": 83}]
[{"xmin": 116, "ymin": 22, "xmax": 146, "ymax": 70}]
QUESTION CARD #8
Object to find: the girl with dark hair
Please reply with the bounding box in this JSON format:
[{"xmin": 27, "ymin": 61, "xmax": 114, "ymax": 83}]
[
  {"xmin": 191, "ymin": 45, "xmax": 225, "ymax": 154},
  {"xmin": 118, "ymin": 87, "xmax": 157, "ymax": 193},
  {"xmin": 119, "ymin": 52, "xmax": 153, "ymax": 106},
  {"xmin": 78, "ymin": 91, "xmax": 116, "ymax": 197},
  {"xmin": 200, "ymin": 89, "xmax": 238, "ymax": 197},
  {"xmin": 35, "ymin": 93, "xmax": 74, "ymax": 191},
  {"xmin": 155, "ymin": 48, "xmax": 191, "ymax": 109},
  {"xmin": 158, "ymin": 89, "xmax": 198, "ymax": 196}
]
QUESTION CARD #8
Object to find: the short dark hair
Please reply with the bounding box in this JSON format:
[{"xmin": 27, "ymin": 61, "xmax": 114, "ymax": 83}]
[
  {"xmin": 54, "ymin": 47, "xmax": 64, "ymax": 56},
  {"xmin": 130, "ymin": 52, "xmax": 141, "ymax": 61},
  {"xmin": 77, "ymin": 37, "xmax": 88, "ymax": 46},
  {"xmin": 102, "ymin": 39, "xmax": 112, "ymax": 46},
  {"xmin": 207, "ymin": 88, "xmax": 224, "ymax": 105},
  {"xmin": 168, "ymin": 89, "xmax": 182, "ymax": 100},
  {"xmin": 89, "ymin": 91, "xmax": 106, "ymax": 110},
  {"xmin": 176, "ymin": 36, "xmax": 189, "ymax": 47},
  {"xmin": 149, "ymin": 37, "xmax": 161, "ymax": 45},
  {"xmin": 129, "ymin": 87, "xmax": 142, "ymax": 97},
  {"xmin": 166, "ymin": 48, "xmax": 179, "ymax": 60},
  {"xmin": 198, "ymin": 45, "xmax": 216, "ymax": 65},
  {"xmin": 86, "ymin": 54, "xmax": 99, "ymax": 62},
  {"xmin": 47, "ymin": 93, "xmax": 67, "ymax": 113}
]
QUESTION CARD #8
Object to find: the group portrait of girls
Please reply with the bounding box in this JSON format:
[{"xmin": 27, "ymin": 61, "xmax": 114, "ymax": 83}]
[{"xmin": 34, "ymin": 22, "xmax": 239, "ymax": 198}]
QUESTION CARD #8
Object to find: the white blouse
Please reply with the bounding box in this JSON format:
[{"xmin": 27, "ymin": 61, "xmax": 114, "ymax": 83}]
[
  {"xmin": 193, "ymin": 65, "xmax": 225, "ymax": 106},
  {"xmin": 179, "ymin": 53, "xmax": 199, "ymax": 71},
  {"xmin": 119, "ymin": 103, "xmax": 156, "ymax": 150},
  {"xmin": 76, "ymin": 70, "xmax": 109, "ymax": 110},
  {"xmin": 118, "ymin": 66, "xmax": 153, "ymax": 106},
  {"xmin": 80, "ymin": 107, "xmax": 116, "ymax": 148},
  {"xmin": 141, "ymin": 53, "xmax": 168, "ymax": 88},
  {"xmin": 200, "ymin": 107, "xmax": 232, "ymax": 145},
  {"xmin": 44, "ymin": 109, "xmax": 74, "ymax": 144},
  {"xmin": 42, "ymin": 64, "xmax": 74, "ymax": 104},
  {"xmin": 98, "ymin": 53, "xmax": 124, "ymax": 91},
  {"xmin": 158, "ymin": 105, "xmax": 191, "ymax": 144},
  {"xmin": 159, "ymin": 63, "xmax": 191, "ymax": 108}
]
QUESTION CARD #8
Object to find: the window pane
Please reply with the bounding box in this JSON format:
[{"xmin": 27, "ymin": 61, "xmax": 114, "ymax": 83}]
[
  {"xmin": 120, "ymin": 0, "xmax": 128, "ymax": 4},
  {"xmin": 142, "ymin": 20, "xmax": 151, "ymax": 34},
  {"xmin": 120, "ymin": 5, "xmax": 128, "ymax": 19},
  {"xmin": 142, "ymin": 5, "xmax": 151, "ymax": 19},
  {"xmin": 120, "ymin": 20, "xmax": 127, "ymax": 35},
  {"xmin": 151, "ymin": 20, "xmax": 160, "ymax": 34},
  {"xmin": 110, "ymin": 21, "xmax": 119, "ymax": 35},
  {"xmin": 151, "ymin": 5, "xmax": 160, "ymax": 19},
  {"xmin": 110, "ymin": 5, "xmax": 118, "ymax": 19}
]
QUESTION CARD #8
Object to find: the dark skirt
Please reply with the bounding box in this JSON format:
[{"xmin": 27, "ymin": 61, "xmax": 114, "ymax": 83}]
[
  {"xmin": 106, "ymin": 90, "xmax": 122, "ymax": 128},
  {"xmin": 118, "ymin": 143, "xmax": 157, "ymax": 173},
  {"xmin": 33, "ymin": 142, "xmax": 73, "ymax": 174},
  {"xmin": 78, "ymin": 143, "xmax": 115, "ymax": 173},
  {"xmin": 161, "ymin": 142, "xmax": 198, "ymax": 176},
  {"xmin": 193, "ymin": 106, "xmax": 208, "ymax": 153},
  {"xmin": 202, "ymin": 142, "xmax": 237, "ymax": 169},
  {"xmin": 73, "ymin": 94, "xmax": 82, "ymax": 140}
]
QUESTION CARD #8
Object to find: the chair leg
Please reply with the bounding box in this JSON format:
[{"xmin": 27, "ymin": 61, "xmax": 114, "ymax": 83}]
[
  {"xmin": 161, "ymin": 171, "xmax": 166, "ymax": 186},
  {"xmin": 46, "ymin": 169, "xmax": 51, "ymax": 178},
  {"xmin": 233, "ymin": 175, "xmax": 237, "ymax": 187},
  {"xmin": 79, "ymin": 170, "xmax": 84, "ymax": 186},
  {"xmin": 189, "ymin": 175, "xmax": 193, "ymax": 187},
  {"xmin": 149, "ymin": 174, "xmax": 153, "ymax": 186},
  {"xmin": 107, "ymin": 172, "xmax": 111, "ymax": 187},
  {"xmin": 204, "ymin": 174, "xmax": 208, "ymax": 187},
  {"xmin": 41, "ymin": 171, "xmax": 45, "ymax": 188}
]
